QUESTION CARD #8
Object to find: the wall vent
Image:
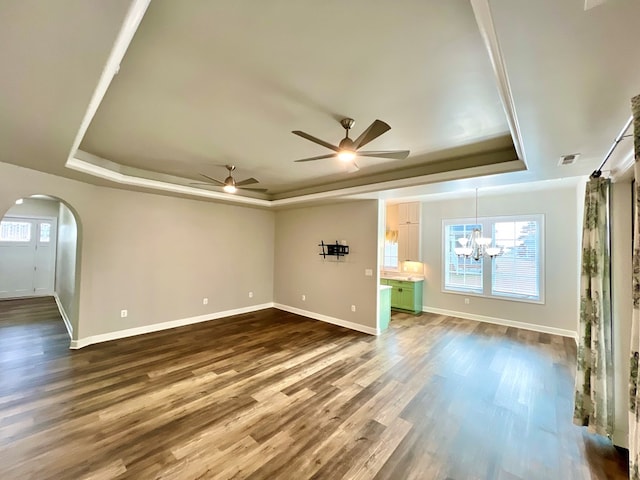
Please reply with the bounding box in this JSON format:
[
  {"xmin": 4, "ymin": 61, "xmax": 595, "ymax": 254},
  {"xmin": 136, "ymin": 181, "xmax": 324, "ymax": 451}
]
[{"xmin": 558, "ymin": 153, "xmax": 581, "ymax": 166}]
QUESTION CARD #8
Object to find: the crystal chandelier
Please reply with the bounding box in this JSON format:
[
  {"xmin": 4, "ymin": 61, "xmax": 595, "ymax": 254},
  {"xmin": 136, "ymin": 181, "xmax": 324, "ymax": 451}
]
[{"xmin": 454, "ymin": 189, "xmax": 501, "ymax": 260}]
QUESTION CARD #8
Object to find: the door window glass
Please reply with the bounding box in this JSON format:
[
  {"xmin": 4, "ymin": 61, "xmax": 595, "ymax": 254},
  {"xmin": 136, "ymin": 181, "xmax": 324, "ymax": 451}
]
[
  {"xmin": 0, "ymin": 221, "xmax": 31, "ymax": 242},
  {"xmin": 39, "ymin": 223, "xmax": 51, "ymax": 243}
]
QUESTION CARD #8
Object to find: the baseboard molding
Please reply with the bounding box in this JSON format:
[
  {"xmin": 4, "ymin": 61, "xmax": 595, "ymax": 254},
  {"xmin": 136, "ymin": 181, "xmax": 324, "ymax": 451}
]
[
  {"xmin": 53, "ymin": 293, "xmax": 73, "ymax": 339},
  {"xmin": 422, "ymin": 306, "xmax": 578, "ymax": 340},
  {"xmin": 69, "ymin": 303, "xmax": 275, "ymax": 349},
  {"xmin": 274, "ymin": 303, "xmax": 378, "ymax": 336}
]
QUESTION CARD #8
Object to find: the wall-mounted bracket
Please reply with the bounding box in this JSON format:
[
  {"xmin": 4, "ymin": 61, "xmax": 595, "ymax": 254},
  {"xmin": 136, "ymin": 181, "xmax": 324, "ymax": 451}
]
[{"xmin": 319, "ymin": 240, "xmax": 349, "ymax": 259}]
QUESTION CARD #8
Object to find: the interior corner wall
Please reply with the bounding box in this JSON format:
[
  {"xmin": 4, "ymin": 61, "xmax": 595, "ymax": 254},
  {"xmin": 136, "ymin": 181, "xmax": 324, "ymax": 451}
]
[
  {"xmin": 55, "ymin": 202, "xmax": 78, "ymax": 336},
  {"xmin": 611, "ymin": 179, "xmax": 633, "ymax": 448},
  {"xmin": 273, "ymin": 200, "xmax": 379, "ymax": 332},
  {"xmin": 420, "ymin": 184, "xmax": 581, "ymax": 334},
  {"xmin": 0, "ymin": 161, "xmax": 275, "ymax": 343}
]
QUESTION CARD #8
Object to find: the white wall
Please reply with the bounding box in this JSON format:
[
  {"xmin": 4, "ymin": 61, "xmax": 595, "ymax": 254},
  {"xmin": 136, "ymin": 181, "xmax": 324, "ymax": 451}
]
[
  {"xmin": 611, "ymin": 179, "xmax": 633, "ymax": 447},
  {"xmin": 55, "ymin": 202, "xmax": 78, "ymax": 336},
  {"xmin": 273, "ymin": 200, "xmax": 380, "ymax": 333},
  {"xmin": 0, "ymin": 161, "xmax": 275, "ymax": 344},
  {"xmin": 420, "ymin": 184, "xmax": 580, "ymax": 336}
]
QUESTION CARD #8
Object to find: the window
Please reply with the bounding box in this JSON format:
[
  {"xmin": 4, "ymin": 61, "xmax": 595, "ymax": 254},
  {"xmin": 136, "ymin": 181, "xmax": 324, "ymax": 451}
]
[
  {"xmin": 0, "ymin": 221, "xmax": 31, "ymax": 242},
  {"xmin": 39, "ymin": 223, "xmax": 51, "ymax": 243},
  {"xmin": 383, "ymin": 240, "xmax": 399, "ymax": 270},
  {"xmin": 442, "ymin": 215, "xmax": 544, "ymax": 303}
]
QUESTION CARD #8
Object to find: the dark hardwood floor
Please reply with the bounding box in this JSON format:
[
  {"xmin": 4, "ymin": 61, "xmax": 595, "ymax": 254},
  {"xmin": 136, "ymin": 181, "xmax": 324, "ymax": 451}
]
[{"xmin": 0, "ymin": 297, "xmax": 629, "ymax": 479}]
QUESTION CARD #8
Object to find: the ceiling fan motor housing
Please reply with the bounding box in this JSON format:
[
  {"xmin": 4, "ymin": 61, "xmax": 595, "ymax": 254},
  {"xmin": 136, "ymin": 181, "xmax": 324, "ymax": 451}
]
[{"xmin": 339, "ymin": 137, "xmax": 355, "ymax": 150}]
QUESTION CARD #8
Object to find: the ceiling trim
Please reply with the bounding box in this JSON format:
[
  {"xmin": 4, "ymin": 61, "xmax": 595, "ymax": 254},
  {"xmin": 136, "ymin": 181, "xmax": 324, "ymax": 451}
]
[
  {"xmin": 470, "ymin": 0, "xmax": 526, "ymax": 165},
  {"xmin": 68, "ymin": 152, "xmax": 524, "ymax": 209},
  {"xmin": 66, "ymin": 155, "xmax": 271, "ymax": 207},
  {"xmin": 65, "ymin": 0, "xmax": 150, "ymax": 167},
  {"xmin": 610, "ymin": 148, "xmax": 634, "ymax": 181},
  {"xmin": 62, "ymin": 0, "xmax": 529, "ymax": 209}
]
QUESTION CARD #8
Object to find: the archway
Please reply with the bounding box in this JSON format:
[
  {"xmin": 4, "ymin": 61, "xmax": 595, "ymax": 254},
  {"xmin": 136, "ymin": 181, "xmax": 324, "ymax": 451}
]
[{"xmin": 0, "ymin": 194, "xmax": 82, "ymax": 343}]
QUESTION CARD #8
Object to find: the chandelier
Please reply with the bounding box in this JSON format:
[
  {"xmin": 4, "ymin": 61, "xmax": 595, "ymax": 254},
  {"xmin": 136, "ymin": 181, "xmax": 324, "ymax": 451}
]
[{"xmin": 454, "ymin": 189, "xmax": 501, "ymax": 260}]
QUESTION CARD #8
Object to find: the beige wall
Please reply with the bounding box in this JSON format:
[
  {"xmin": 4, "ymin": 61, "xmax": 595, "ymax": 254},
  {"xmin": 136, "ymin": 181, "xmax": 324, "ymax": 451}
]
[
  {"xmin": 0, "ymin": 161, "xmax": 275, "ymax": 341},
  {"xmin": 4, "ymin": 197, "xmax": 60, "ymax": 218},
  {"xmin": 55, "ymin": 202, "xmax": 79, "ymax": 335},
  {"xmin": 611, "ymin": 180, "xmax": 633, "ymax": 447},
  {"xmin": 273, "ymin": 200, "xmax": 379, "ymax": 332},
  {"xmin": 420, "ymin": 184, "xmax": 580, "ymax": 334}
]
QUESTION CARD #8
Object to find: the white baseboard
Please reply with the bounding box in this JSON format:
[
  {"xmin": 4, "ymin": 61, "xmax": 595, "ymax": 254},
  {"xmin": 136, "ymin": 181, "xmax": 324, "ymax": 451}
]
[
  {"xmin": 273, "ymin": 303, "xmax": 378, "ymax": 336},
  {"xmin": 53, "ymin": 293, "xmax": 73, "ymax": 339},
  {"xmin": 422, "ymin": 306, "xmax": 578, "ymax": 340},
  {"xmin": 69, "ymin": 303, "xmax": 274, "ymax": 349}
]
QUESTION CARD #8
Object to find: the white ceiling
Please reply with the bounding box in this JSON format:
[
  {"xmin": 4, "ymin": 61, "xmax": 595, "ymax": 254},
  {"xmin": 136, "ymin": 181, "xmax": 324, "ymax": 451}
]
[{"xmin": 1, "ymin": 0, "xmax": 638, "ymax": 206}]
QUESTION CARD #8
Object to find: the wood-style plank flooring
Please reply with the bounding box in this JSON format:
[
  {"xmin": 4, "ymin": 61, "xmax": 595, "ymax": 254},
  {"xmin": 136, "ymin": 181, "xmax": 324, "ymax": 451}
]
[{"xmin": 0, "ymin": 297, "xmax": 629, "ymax": 479}]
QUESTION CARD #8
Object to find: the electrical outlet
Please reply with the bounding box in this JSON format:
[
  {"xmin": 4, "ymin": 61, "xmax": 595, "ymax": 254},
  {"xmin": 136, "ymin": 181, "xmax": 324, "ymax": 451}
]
[
  {"xmin": 120, "ymin": 309, "xmax": 128, "ymax": 318},
  {"xmin": 203, "ymin": 298, "xmax": 208, "ymax": 305},
  {"xmin": 464, "ymin": 298, "xmax": 470, "ymax": 305},
  {"xmin": 302, "ymin": 294, "xmax": 306, "ymax": 301},
  {"xmin": 249, "ymin": 291, "xmax": 253, "ymax": 298},
  {"xmin": 351, "ymin": 305, "xmax": 356, "ymax": 312}
]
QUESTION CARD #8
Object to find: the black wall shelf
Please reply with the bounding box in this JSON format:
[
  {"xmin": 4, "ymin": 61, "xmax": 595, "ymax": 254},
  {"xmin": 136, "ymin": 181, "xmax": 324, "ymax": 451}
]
[{"xmin": 319, "ymin": 240, "xmax": 349, "ymax": 258}]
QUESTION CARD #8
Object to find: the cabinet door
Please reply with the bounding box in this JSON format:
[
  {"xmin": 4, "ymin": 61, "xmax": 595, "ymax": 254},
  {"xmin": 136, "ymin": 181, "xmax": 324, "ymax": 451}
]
[
  {"xmin": 407, "ymin": 203, "xmax": 420, "ymax": 224},
  {"xmin": 399, "ymin": 285, "xmax": 415, "ymax": 310},
  {"xmin": 398, "ymin": 203, "xmax": 409, "ymax": 225},
  {"xmin": 406, "ymin": 223, "xmax": 420, "ymax": 261},
  {"xmin": 398, "ymin": 202, "xmax": 420, "ymax": 224},
  {"xmin": 398, "ymin": 223, "xmax": 421, "ymax": 262},
  {"xmin": 397, "ymin": 224, "xmax": 408, "ymax": 262},
  {"xmin": 390, "ymin": 285, "xmax": 402, "ymax": 307}
]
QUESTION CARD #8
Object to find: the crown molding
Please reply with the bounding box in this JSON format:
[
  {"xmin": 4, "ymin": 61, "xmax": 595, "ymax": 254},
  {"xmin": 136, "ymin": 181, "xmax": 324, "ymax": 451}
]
[{"xmin": 470, "ymin": 0, "xmax": 526, "ymax": 166}]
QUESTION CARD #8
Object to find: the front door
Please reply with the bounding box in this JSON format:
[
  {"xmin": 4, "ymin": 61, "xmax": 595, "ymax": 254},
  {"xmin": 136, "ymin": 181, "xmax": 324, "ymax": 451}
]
[{"xmin": 0, "ymin": 217, "xmax": 57, "ymax": 299}]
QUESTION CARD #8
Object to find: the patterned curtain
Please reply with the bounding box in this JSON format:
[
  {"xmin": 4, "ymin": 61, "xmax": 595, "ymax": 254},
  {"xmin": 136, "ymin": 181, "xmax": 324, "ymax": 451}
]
[
  {"xmin": 573, "ymin": 176, "xmax": 613, "ymax": 435},
  {"xmin": 629, "ymin": 94, "xmax": 640, "ymax": 479}
]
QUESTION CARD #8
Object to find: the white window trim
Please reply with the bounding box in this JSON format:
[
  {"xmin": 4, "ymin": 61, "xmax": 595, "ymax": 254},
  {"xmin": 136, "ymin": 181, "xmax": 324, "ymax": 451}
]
[{"xmin": 441, "ymin": 214, "xmax": 545, "ymax": 305}]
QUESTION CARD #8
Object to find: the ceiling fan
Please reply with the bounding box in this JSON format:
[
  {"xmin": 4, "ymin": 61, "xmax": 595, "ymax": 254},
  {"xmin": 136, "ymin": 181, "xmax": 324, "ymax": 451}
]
[
  {"xmin": 190, "ymin": 165, "xmax": 267, "ymax": 193},
  {"xmin": 292, "ymin": 118, "xmax": 410, "ymax": 168}
]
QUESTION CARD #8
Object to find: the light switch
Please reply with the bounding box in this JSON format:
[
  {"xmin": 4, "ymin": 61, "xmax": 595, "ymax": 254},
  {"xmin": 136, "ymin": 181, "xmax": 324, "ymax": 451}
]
[{"xmin": 365, "ymin": 269, "xmax": 373, "ymax": 276}]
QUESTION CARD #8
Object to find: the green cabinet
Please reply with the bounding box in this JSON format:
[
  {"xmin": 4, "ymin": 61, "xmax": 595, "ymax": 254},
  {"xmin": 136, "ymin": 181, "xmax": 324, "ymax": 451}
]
[{"xmin": 381, "ymin": 279, "xmax": 423, "ymax": 314}]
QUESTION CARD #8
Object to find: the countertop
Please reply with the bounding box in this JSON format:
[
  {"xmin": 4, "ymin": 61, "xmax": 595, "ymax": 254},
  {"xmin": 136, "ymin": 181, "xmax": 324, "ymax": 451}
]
[
  {"xmin": 380, "ymin": 273, "xmax": 425, "ymax": 283},
  {"xmin": 379, "ymin": 285, "xmax": 392, "ymax": 291}
]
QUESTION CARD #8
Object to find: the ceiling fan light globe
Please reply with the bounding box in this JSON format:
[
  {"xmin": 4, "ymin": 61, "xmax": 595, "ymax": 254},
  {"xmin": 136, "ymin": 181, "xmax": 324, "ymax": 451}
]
[
  {"xmin": 223, "ymin": 185, "xmax": 237, "ymax": 193},
  {"xmin": 338, "ymin": 150, "xmax": 356, "ymax": 162}
]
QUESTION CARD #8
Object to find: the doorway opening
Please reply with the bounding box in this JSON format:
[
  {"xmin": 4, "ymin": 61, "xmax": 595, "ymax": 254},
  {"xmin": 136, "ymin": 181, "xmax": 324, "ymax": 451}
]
[{"xmin": 0, "ymin": 195, "xmax": 81, "ymax": 340}]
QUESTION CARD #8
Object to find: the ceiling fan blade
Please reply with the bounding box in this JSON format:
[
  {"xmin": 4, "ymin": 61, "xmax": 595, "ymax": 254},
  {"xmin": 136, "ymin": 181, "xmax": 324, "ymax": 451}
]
[
  {"xmin": 357, "ymin": 150, "xmax": 410, "ymax": 160},
  {"xmin": 352, "ymin": 119, "xmax": 391, "ymax": 149},
  {"xmin": 189, "ymin": 182, "xmax": 218, "ymax": 187},
  {"xmin": 294, "ymin": 153, "xmax": 338, "ymax": 163},
  {"xmin": 239, "ymin": 187, "xmax": 269, "ymax": 192},
  {"xmin": 292, "ymin": 131, "xmax": 340, "ymax": 152},
  {"xmin": 200, "ymin": 173, "xmax": 224, "ymax": 185},
  {"xmin": 236, "ymin": 177, "xmax": 259, "ymax": 186}
]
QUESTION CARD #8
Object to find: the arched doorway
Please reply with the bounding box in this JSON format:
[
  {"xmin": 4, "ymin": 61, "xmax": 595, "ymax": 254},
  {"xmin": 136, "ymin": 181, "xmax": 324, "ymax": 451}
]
[{"xmin": 0, "ymin": 194, "xmax": 81, "ymax": 341}]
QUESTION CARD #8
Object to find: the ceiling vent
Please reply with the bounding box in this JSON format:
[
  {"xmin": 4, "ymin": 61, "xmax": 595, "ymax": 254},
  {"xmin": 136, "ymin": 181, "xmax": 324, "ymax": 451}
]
[{"xmin": 558, "ymin": 153, "xmax": 581, "ymax": 166}]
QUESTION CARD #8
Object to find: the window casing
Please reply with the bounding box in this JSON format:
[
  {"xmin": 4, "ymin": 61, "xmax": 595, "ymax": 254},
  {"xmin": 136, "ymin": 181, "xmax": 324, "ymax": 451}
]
[{"xmin": 442, "ymin": 215, "xmax": 544, "ymax": 303}]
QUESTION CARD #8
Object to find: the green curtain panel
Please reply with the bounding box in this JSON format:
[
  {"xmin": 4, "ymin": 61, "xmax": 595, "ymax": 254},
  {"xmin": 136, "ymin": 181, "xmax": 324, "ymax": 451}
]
[
  {"xmin": 629, "ymin": 94, "xmax": 640, "ymax": 480},
  {"xmin": 573, "ymin": 176, "xmax": 613, "ymax": 435}
]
